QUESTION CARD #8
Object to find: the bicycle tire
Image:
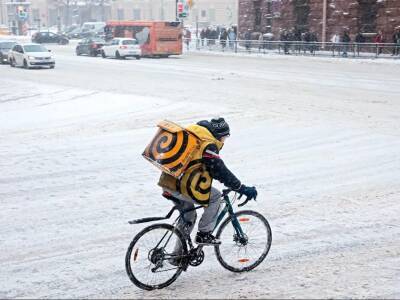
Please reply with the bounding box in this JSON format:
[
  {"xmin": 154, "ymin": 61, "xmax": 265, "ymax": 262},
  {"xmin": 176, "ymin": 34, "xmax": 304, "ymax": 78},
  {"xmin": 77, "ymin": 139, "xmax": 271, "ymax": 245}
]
[
  {"xmin": 125, "ymin": 223, "xmax": 188, "ymax": 290},
  {"xmin": 214, "ymin": 210, "xmax": 272, "ymax": 272}
]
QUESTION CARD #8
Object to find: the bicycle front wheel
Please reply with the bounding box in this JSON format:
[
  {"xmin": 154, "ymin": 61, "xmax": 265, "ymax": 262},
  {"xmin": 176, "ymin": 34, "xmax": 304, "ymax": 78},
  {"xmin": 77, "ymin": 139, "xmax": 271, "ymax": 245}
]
[
  {"xmin": 214, "ymin": 210, "xmax": 272, "ymax": 272},
  {"xmin": 125, "ymin": 223, "xmax": 188, "ymax": 290}
]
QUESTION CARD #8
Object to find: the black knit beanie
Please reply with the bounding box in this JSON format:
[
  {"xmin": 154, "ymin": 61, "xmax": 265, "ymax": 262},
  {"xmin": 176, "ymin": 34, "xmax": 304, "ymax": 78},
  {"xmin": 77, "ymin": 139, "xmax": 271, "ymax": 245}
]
[{"xmin": 210, "ymin": 117, "xmax": 230, "ymax": 139}]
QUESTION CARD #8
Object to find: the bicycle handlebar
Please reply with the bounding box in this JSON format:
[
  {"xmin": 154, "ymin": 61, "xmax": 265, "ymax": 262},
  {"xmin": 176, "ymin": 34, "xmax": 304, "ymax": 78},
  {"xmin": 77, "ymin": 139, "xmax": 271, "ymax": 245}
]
[
  {"xmin": 222, "ymin": 188, "xmax": 233, "ymax": 197},
  {"xmin": 238, "ymin": 197, "xmax": 250, "ymax": 207},
  {"xmin": 222, "ymin": 188, "xmax": 253, "ymax": 207}
]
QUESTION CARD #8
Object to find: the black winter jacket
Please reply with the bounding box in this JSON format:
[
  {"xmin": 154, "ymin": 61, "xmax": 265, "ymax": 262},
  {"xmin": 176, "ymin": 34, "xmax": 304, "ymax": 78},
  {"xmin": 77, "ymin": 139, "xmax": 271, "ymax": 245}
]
[{"xmin": 197, "ymin": 121, "xmax": 241, "ymax": 190}]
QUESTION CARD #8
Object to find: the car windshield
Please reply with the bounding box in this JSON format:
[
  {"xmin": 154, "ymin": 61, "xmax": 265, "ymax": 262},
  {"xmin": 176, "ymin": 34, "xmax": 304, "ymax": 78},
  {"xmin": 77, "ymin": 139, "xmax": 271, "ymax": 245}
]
[
  {"xmin": 0, "ymin": 42, "xmax": 16, "ymax": 49},
  {"xmin": 24, "ymin": 45, "xmax": 47, "ymax": 52},
  {"xmin": 92, "ymin": 38, "xmax": 105, "ymax": 43},
  {"xmin": 122, "ymin": 39, "xmax": 138, "ymax": 45}
]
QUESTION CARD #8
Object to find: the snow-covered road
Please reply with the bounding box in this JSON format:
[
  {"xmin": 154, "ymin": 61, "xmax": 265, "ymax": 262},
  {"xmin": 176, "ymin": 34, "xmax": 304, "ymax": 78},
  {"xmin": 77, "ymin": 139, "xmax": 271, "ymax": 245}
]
[{"xmin": 1, "ymin": 43, "xmax": 400, "ymax": 298}]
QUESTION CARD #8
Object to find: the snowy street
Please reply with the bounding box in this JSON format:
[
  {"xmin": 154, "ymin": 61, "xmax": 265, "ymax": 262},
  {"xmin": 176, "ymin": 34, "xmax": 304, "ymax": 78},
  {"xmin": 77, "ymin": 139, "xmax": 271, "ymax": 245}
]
[{"xmin": 1, "ymin": 43, "xmax": 400, "ymax": 298}]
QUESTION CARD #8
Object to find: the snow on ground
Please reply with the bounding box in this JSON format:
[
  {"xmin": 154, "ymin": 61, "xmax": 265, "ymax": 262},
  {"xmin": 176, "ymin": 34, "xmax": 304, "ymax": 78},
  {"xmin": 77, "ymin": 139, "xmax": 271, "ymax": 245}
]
[{"xmin": 0, "ymin": 42, "xmax": 400, "ymax": 299}]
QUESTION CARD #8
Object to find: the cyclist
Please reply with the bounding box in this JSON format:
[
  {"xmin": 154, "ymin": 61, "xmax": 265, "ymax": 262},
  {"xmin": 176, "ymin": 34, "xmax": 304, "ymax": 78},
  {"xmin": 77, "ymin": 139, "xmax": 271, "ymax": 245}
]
[{"xmin": 158, "ymin": 117, "xmax": 258, "ymax": 246}]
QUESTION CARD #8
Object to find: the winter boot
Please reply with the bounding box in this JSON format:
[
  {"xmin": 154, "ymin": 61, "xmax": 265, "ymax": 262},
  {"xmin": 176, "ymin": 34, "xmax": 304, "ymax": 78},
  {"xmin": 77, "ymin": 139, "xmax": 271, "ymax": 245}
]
[{"xmin": 195, "ymin": 231, "xmax": 221, "ymax": 245}]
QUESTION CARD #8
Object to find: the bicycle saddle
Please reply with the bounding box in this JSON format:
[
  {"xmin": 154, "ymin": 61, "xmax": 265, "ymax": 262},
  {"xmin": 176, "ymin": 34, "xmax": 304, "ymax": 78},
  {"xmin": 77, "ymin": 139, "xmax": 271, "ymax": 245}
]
[{"xmin": 162, "ymin": 191, "xmax": 181, "ymax": 203}]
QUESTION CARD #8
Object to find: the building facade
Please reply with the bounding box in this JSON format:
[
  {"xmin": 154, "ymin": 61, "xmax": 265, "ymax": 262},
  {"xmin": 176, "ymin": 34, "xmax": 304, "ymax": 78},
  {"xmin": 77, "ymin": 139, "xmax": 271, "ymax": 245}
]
[
  {"xmin": 110, "ymin": 0, "xmax": 175, "ymax": 23},
  {"xmin": 107, "ymin": 0, "xmax": 238, "ymax": 28},
  {"xmin": 238, "ymin": 0, "xmax": 400, "ymax": 41},
  {"xmin": 185, "ymin": 0, "xmax": 238, "ymax": 28},
  {"xmin": 1, "ymin": 0, "xmax": 238, "ymax": 33}
]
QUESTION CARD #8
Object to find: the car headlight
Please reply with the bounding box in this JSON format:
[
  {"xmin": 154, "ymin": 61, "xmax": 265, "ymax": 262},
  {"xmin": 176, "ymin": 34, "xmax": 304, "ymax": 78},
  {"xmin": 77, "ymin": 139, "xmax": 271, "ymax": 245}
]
[{"xmin": 28, "ymin": 56, "xmax": 35, "ymax": 60}]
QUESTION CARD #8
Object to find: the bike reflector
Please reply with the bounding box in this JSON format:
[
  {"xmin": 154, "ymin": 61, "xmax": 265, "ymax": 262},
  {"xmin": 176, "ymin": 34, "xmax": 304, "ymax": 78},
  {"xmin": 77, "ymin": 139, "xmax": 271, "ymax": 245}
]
[
  {"xmin": 133, "ymin": 248, "xmax": 139, "ymax": 262},
  {"xmin": 238, "ymin": 258, "xmax": 250, "ymax": 263},
  {"xmin": 239, "ymin": 217, "xmax": 250, "ymax": 222}
]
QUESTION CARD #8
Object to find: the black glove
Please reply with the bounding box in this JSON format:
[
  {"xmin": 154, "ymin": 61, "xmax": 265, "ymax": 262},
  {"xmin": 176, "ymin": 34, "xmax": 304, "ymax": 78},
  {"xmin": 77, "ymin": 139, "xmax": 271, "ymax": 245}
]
[{"xmin": 237, "ymin": 184, "xmax": 258, "ymax": 201}]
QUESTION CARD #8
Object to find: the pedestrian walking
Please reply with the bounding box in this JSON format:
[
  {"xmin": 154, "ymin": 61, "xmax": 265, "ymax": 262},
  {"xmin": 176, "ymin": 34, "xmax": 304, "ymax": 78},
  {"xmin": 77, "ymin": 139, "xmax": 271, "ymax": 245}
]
[
  {"xmin": 341, "ymin": 30, "xmax": 351, "ymax": 57},
  {"xmin": 244, "ymin": 29, "xmax": 252, "ymax": 52},
  {"xmin": 355, "ymin": 31, "xmax": 365, "ymax": 56},
  {"xmin": 220, "ymin": 28, "xmax": 228, "ymax": 51},
  {"xmin": 374, "ymin": 30, "xmax": 384, "ymax": 55},
  {"xmin": 391, "ymin": 27, "xmax": 400, "ymax": 56}
]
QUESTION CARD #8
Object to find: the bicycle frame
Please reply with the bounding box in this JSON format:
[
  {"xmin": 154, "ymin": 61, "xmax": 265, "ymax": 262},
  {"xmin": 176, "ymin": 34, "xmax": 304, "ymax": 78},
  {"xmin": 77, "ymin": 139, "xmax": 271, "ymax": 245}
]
[
  {"xmin": 129, "ymin": 189, "xmax": 246, "ymax": 241},
  {"xmin": 214, "ymin": 190, "xmax": 245, "ymax": 238},
  {"xmin": 128, "ymin": 189, "xmax": 248, "ymax": 263}
]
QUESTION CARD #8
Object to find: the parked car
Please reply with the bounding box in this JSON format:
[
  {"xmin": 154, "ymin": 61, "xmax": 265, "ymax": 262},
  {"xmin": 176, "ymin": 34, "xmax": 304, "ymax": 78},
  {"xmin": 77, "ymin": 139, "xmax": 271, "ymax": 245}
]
[
  {"xmin": 68, "ymin": 22, "xmax": 106, "ymax": 39},
  {"xmin": 81, "ymin": 22, "xmax": 105, "ymax": 34},
  {"xmin": 79, "ymin": 30, "xmax": 101, "ymax": 39},
  {"xmin": 32, "ymin": 31, "xmax": 69, "ymax": 45},
  {"xmin": 0, "ymin": 40, "xmax": 16, "ymax": 64},
  {"xmin": 67, "ymin": 27, "xmax": 82, "ymax": 39},
  {"xmin": 101, "ymin": 38, "xmax": 141, "ymax": 59},
  {"xmin": 67, "ymin": 28, "xmax": 102, "ymax": 39},
  {"xmin": 76, "ymin": 37, "xmax": 105, "ymax": 56},
  {"xmin": 8, "ymin": 43, "xmax": 55, "ymax": 69},
  {"xmin": 63, "ymin": 24, "xmax": 79, "ymax": 34}
]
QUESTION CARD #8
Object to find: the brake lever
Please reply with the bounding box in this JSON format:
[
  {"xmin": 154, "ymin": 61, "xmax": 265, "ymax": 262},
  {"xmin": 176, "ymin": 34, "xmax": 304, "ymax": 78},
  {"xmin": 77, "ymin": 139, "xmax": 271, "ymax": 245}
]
[{"xmin": 238, "ymin": 198, "xmax": 250, "ymax": 207}]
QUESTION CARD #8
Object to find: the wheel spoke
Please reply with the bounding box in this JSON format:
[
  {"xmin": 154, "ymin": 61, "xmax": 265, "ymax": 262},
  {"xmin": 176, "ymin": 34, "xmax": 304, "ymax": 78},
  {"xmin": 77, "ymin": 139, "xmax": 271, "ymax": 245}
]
[
  {"xmin": 215, "ymin": 211, "xmax": 271, "ymax": 272},
  {"xmin": 126, "ymin": 224, "xmax": 186, "ymax": 290}
]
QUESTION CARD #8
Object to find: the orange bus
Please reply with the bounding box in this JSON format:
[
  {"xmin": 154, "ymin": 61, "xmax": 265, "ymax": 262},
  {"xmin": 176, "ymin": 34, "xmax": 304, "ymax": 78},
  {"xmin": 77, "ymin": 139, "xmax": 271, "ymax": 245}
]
[{"xmin": 104, "ymin": 21, "xmax": 183, "ymax": 57}]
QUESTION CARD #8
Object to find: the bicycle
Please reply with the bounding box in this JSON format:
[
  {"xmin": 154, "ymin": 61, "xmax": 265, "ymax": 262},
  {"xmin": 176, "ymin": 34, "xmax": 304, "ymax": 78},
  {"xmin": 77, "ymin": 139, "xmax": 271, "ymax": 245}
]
[{"xmin": 125, "ymin": 188, "xmax": 272, "ymax": 290}]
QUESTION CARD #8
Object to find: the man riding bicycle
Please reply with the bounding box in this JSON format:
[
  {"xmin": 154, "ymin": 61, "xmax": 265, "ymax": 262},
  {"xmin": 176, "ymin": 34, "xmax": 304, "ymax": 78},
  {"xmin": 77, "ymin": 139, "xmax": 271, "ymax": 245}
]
[{"xmin": 158, "ymin": 117, "xmax": 258, "ymax": 246}]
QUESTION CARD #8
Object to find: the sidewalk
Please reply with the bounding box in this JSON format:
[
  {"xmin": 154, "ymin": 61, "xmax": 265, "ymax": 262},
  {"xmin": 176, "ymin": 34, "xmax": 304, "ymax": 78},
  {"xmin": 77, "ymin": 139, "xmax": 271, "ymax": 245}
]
[{"xmin": 183, "ymin": 38, "xmax": 400, "ymax": 62}]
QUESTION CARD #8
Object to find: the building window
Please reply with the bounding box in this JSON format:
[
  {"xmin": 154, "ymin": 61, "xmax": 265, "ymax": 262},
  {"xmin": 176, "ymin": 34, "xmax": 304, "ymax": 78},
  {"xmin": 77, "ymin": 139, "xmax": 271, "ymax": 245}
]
[
  {"xmin": 294, "ymin": 0, "xmax": 310, "ymax": 29},
  {"xmin": 117, "ymin": 9, "xmax": 124, "ymax": 20},
  {"xmin": 267, "ymin": 1, "xmax": 273, "ymax": 18},
  {"xmin": 265, "ymin": 0, "xmax": 273, "ymax": 30},
  {"xmin": 358, "ymin": 1, "xmax": 378, "ymax": 33},
  {"xmin": 201, "ymin": 10, "xmax": 206, "ymax": 18},
  {"xmin": 133, "ymin": 9, "xmax": 140, "ymax": 20},
  {"xmin": 209, "ymin": 8, "xmax": 215, "ymax": 22},
  {"xmin": 255, "ymin": 8, "xmax": 261, "ymax": 26},
  {"xmin": 191, "ymin": 8, "xmax": 198, "ymax": 21},
  {"xmin": 267, "ymin": 1, "xmax": 272, "ymax": 12}
]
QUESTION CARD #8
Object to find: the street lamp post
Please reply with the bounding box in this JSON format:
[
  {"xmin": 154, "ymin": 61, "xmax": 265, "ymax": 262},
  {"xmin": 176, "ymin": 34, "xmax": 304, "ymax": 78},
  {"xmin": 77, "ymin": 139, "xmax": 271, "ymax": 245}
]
[
  {"xmin": 175, "ymin": 0, "xmax": 178, "ymax": 21},
  {"xmin": 57, "ymin": 0, "xmax": 61, "ymax": 33},
  {"xmin": 160, "ymin": 0, "xmax": 164, "ymax": 20},
  {"xmin": 65, "ymin": 0, "xmax": 70, "ymax": 26},
  {"xmin": 322, "ymin": 0, "xmax": 327, "ymax": 48},
  {"xmin": 100, "ymin": 0, "xmax": 104, "ymax": 22},
  {"xmin": 0, "ymin": 0, "xmax": 4, "ymax": 25}
]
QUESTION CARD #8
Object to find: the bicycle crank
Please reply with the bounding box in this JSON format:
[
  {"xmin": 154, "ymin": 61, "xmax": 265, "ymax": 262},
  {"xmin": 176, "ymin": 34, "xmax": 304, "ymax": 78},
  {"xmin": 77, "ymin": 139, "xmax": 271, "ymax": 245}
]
[{"xmin": 189, "ymin": 247, "xmax": 205, "ymax": 266}]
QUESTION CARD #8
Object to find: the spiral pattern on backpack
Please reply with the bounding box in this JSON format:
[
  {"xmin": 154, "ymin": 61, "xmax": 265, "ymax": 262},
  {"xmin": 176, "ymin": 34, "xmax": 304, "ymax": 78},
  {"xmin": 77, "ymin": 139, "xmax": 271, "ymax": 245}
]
[
  {"xmin": 144, "ymin": 128, "xmax": 196, "ymax": 176},
  {"xmin": 179, "ymin": 163, "xmax": 212, "ymax": 204}
]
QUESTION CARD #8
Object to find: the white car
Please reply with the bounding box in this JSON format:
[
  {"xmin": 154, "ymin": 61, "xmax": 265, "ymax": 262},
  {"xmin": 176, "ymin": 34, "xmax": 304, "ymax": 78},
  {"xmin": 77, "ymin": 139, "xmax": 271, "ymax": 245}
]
[
  {"xmin": 8, "ymin": 43, "xmax": 55, "ymax": 69},
  {"xmin": 101, "ymin": 38, "xmax": 141, "ymax": 59}
]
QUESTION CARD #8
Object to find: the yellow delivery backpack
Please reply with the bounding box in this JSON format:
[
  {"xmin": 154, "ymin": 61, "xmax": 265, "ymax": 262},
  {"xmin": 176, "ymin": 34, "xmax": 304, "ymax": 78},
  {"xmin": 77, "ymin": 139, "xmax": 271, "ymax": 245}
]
[
  {"xmin": 144, "ymin": 120, "xmax": 224, "ymax": 205},
  {"xmin": 142, "ymin": 120, "xmax": 201, "ymax": 178}
]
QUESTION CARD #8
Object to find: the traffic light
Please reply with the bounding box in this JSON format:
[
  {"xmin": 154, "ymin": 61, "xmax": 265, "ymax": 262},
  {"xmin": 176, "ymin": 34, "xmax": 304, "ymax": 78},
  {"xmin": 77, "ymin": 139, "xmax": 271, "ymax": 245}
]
[
  {"xmin": 177, "ymin": 2, "xmax": 183, "ymax": 13},
  {"xmin": 17, "ymin": 6, "xmax": 27, "ymax": 20},
  {"xmin": 17, "ymin": 6, "xmax": 23, "ymax": 16},
  {"xmin": 177, "ymin": 2, "xmax": 186, "ymax": 18}
]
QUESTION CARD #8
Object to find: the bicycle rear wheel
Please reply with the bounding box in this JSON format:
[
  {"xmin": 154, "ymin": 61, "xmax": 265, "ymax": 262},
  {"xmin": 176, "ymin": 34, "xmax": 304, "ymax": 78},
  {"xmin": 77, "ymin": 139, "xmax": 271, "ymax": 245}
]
[
  {"xmin": 125, "ymin": 223, "xmax": 188, "ymax": 290},
  {"xmin": 214, "ymin": 210, "xmax": 272, "ymax": 272}
]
